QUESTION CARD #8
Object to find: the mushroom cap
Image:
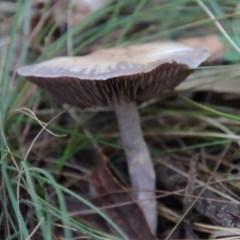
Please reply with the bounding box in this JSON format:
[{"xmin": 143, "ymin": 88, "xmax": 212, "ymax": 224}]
[{"xmin": 18, "ymin": 42, "xmax": 209, "ymax": 108}]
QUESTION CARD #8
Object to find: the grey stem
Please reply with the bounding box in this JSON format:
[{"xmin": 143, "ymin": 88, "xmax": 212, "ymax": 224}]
[{"xmin": 114, "ymin": 99, "xmax": 157, "ymax": 234}]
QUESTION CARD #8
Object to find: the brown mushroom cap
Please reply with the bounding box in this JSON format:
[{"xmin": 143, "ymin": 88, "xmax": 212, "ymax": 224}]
[{"xmin": 18, "ymin": 42, "xmax": 209, "ymax": 108}]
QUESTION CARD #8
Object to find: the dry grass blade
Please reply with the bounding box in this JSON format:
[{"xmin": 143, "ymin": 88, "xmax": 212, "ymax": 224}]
[
  {"xmin": 183, "ymin": 154, "xmax": 199, "ymax": 213},
  {"xmin": 89, "ymin": 154, "xmax": 158, "ymax": 239},
  {"xmin": 196, "ymin": 0, "xmax": 240, "ymax": 55},
  {"xmin": 2, "ymin": 0, "xmax": 240, "ymax": 239},
  {"xmin": 157, "ymin": 145, "xmax": 240, "ymax": 239}
]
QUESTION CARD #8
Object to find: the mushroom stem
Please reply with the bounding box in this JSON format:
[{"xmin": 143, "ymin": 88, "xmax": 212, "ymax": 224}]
[{"xmin": 114, "ymin": 99, "xmax": 157, "ymax": 234}]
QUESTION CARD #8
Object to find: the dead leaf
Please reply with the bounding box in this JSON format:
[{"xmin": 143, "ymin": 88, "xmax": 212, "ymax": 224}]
[
  {"xmin": 177, "ymin": 65, "xmax": 240, "ymax": 94},
  {"xmin": 156, "ymin": 160, "xmax": 240, "ymax": 228},
  {"xmin": 178, "ymin": 35, "xmax": 228, "ymax": 63},
  {"xmin": 89, "ymin": 155, "xmax": 158, "ymax": 240}
]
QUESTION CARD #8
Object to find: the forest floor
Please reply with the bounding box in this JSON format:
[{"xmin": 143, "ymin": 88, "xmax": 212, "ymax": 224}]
[{"xmin": 1, "ymin": 1, "xmax": 240, "ymax": 239}]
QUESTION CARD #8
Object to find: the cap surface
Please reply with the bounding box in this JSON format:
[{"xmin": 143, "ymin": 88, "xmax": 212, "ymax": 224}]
[{"xmin": 18, "ymin": 42, "xmax": 209, "ymax": 108}]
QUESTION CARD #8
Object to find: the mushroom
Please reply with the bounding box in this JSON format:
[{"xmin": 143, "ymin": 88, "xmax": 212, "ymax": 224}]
[{"xmin": 17, "ymin": 42, "xmax": 209, "ymax": 234}]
